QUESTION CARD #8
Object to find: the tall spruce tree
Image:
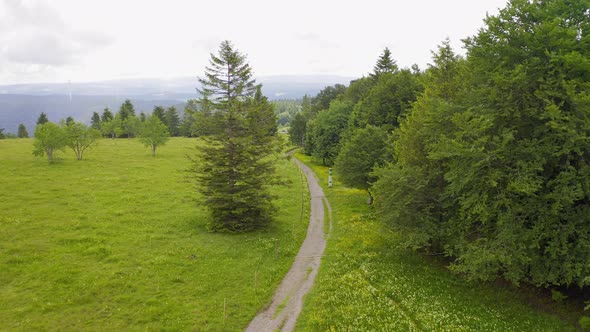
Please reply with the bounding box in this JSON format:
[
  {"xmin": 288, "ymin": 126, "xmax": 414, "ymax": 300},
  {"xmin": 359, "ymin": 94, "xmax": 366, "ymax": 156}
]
[
  {"xmin": 190, "ymin": 41, "xmax": 278, "ymax": 232},
  {"xmin": 90, "ymin": 112, "xmax": 101, "ymax": 130},
  {"xmin": 37, "ymin": 112, "xmax": 49, "ymax": 125},
  {"xmin": 101, "ymin": 107, "xmax": 113, "ymax": 122},
  {"xmin": 371, "ymin": 47, "xmax": 397, "ymax": 78},
  {"xmin": 118, "ymin": 99, "xmax": 135, "ymax": 120},
  {"xmin": 152, "ymin": 106, "xmax": 166, "ymax": 123},
  {"xmin": 165, "ymin": 106, "xmax": 180, "ymax": 136}
]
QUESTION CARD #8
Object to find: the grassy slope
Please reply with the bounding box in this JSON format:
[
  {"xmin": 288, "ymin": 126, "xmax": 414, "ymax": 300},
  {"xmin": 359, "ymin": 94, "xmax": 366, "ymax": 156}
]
[
  {"xmin": 294, "ymin": 152, "xmax": 577, "ymax": 332},
  {"xmin": 0, "ymin": 138, "xmax": 309, "ymax": 330}
]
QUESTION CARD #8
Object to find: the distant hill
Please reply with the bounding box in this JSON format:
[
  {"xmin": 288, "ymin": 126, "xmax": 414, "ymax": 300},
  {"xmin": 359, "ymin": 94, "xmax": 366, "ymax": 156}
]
[{"xmin": 0, "ymin": 75, "xmax": 354, "ymax": 134}]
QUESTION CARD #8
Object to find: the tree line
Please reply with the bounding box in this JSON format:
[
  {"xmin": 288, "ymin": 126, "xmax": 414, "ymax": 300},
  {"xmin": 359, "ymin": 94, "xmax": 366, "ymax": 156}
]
[
  {"xmin": 31, "ymin": 99, "xmax": 172, "ymax": 161},
  {"xmin": 290, "ymin": 0, "xmax": 590, "ymax": 293}
]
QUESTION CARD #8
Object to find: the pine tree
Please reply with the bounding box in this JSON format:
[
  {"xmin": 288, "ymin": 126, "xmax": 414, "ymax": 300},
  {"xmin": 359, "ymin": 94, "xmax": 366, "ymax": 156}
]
[
  {"xmin": 17, "ymin": 123, "xmax": 29, "ymax": 138},
  {"xmin": 371, "ymin": 47, "xmax": 397, "ymax": 78},
  {"xmin": 37, "ymin": 112, "xmax": 49, "ymax": 125},
  {"xmin": 289, "ymin": 112, "xmax": 307, "ymax": 146},
  {"xmin": 165, "ymin": 106, "xmax": 180, "ymax": 136},
  {"xmin": 118, "ymin": 99, "xmax": 135, "ymax": 120},
  {"xmin": 65, "ymin": 116, "xmax": 75, "ymax": 126},
  {"xmin": 179, "ymin": 100, "xmax": 198, "ymax": 137},
  {"xmin": 90, "ymin": 112, "xmax": 101, "ymax": 130},
  {"xmin": 190, "ymin": 41, "xmax": 279, "ymax": 232},
  {"xmin": 101, "ymin": 107, "xmax": 113, "ymax": 122},
  {"xmin": 152, "ymin": 106, "xmax": 166, "ymax": 123}
]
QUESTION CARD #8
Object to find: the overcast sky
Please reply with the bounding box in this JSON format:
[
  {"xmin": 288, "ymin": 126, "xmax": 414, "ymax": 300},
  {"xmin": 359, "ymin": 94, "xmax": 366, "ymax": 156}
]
[{"xmin": 0, "ymin": 0, "xmax": 508, "ymax": 85}]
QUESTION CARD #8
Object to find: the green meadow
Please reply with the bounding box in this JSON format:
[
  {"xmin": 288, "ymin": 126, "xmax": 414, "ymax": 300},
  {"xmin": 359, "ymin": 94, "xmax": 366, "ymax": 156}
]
[
  {"xmin": 294, "ymin": 152, "xmax": 578, "ymax": 332},
  {"xmin": 0, "ymin": 138, "xmax": 308, "ymax": 330}
]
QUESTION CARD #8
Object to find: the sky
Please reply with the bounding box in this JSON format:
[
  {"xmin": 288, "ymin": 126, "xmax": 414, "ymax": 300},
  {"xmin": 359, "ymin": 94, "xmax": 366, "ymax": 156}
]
[{"xmin": 0, "ymin": 0, "xmax": 509, "ymax": 85}]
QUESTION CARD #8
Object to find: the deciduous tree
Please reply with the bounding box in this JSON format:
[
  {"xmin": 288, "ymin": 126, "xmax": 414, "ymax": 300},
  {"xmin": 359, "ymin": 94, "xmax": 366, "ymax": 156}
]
[
  {"xmin": 33, "ymin": 122, "xmax": 66, "ymax": 162},
  {"xmin": 335, "ymin": 125, "xmax": 388, "ymax": 203},
  {"xmin": 139, "ymin": 115, "xmax": 169, "ymax": 156},
  {"xmin": 64, "ymin": 122, "xmax": 101, "ymax": 160}
]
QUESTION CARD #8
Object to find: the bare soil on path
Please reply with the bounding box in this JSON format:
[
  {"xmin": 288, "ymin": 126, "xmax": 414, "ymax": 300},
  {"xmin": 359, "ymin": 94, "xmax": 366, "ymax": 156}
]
[{"xmin": 245, "ymin": 157, "xmax": 331, "ymax": 332}]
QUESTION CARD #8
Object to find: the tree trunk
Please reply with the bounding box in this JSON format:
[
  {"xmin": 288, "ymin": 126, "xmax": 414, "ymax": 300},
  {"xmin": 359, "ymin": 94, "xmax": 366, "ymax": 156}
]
[
  {"xmin": 367, "ymin": 189, "xmax": 374, "ymax": 205},
  {"xmin": 46, "ymin": 149, "xmax": 53, "ymax": 162},
  {"xmin": 152, "ymin": 145, "xmax": 156, "ymax": 156}
]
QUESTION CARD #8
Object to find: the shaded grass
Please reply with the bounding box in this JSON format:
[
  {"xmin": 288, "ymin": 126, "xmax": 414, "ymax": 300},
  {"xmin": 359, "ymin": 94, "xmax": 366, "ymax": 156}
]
[
  {"xmin": 294, "ymin": 152, "xmax": 577, "ymax": 331},
  {"xmin": 0, "ymin": 138, "xmax": 308, "ymax": 330}
]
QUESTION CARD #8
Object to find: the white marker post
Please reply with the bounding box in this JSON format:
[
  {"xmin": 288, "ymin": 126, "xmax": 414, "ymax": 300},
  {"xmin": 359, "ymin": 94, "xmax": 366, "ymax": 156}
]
[{"xmin": 328, "ymin": 167, "xmax": 333, "ymax": 188}]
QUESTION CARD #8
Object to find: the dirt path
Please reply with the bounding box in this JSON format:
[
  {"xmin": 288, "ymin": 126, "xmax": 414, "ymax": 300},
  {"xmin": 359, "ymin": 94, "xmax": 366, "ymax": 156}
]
[{"xmin": 245, "ymin": 157, "xmax": 331, "ymax": 332}]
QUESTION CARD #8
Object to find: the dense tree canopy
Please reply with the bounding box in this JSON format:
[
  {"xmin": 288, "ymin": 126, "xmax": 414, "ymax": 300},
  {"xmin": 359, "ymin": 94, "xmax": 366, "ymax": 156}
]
[
  {"xmin": 335, "ymin": 125, "xmax": 388, "ymax": 198},
  {"xmin": 374, "ymin": 0, "xmax": 590, "ymax": 288}
]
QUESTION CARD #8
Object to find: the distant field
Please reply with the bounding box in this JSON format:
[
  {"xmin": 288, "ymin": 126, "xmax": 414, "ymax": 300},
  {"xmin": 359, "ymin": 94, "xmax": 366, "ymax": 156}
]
[
  {"xmin": 294, "ymin": 152, "xmax": 578, "ymax": 332},
  {"xmin": 0, "ymin": 138, "xmax": 309, "ymax": 330}
]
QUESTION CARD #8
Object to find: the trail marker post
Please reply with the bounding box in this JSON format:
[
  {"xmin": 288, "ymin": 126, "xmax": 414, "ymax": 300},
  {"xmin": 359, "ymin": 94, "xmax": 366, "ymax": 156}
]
[{"xmin": 328, "ymin": 167, "xmax": 333, "ymax": 188}]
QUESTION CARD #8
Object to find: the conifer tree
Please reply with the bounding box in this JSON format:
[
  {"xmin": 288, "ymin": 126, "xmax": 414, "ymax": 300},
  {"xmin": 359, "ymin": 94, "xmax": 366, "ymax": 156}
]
[
  {"xmin": 118, "ymin": 99, "xmax": 135, "ymax": 120},
  {"xmin": 17, "ymin": 123, "xmax": 29, "ymax": 138},
  {"xmin": 101, "ymin": 107, "xmax": 113, "ymax": 122},
  {"xmin": 65, "ymin": 116, "xmax": 75, "ymax": 126},
  {"xmin": 165, "ymin": 106, "xmax": 180, "ymax": 136},
  {"xmin": 90, "ymin": 112, "xmax": 101, "ymax": 130},
  {"xmin": 37, "ymin": 112, "xmax": 49, "ymax": 125},
  {"xmin": 190, "ymin": 41, "xmax": 278, "ymax": 232},
  {"xmin": 371, "ymin": 47, "xmax": 397, "ymax": 78},
  {"xmin": 152, "ymin": 106, "xmax": 166, "ymax": 123}
]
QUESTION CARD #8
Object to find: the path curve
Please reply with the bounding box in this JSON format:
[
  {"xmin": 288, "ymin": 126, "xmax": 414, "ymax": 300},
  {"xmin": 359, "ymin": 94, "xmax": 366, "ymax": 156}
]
[{"xmin": 245, "ymin": 157, "xmax": 331, "ymax": 332}]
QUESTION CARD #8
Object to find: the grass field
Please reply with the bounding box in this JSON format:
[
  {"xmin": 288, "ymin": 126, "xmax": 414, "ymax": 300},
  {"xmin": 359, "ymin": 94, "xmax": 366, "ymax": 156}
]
[
  {"xmin": 294, "ymin": 152, "xmax": 579, "ymax": 331},
  {"xmin": 0, "ymin": 137, "xmax": 309, "ymax": 330}
]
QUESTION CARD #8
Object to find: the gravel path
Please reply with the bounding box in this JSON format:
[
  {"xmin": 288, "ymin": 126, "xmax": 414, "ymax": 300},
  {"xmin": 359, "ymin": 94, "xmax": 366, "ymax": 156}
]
[{"xmin": 245, "ymin": 157, "xmax": 331, "ymax": 332}]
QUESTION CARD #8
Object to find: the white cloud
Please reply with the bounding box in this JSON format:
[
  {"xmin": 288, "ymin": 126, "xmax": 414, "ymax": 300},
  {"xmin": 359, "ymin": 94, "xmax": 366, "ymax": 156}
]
[
  {"xmin": 0, "ymin": 0, "xmax": 509, "ymax": 84},
  {"xmin": 0, "ymin": 0, "xmax": 111, "ymax": 81}
]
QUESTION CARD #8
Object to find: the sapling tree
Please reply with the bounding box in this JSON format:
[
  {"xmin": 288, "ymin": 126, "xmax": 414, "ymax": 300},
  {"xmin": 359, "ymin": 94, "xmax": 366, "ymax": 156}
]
[
  {"xmin": 33, "ymin": 122, "xmax": 66, "ymax": 162},
  {"xmin": 64, "ymin": 122, "xmax": 101, "ymax": 160},
  {"xmin": 139, "ymin": 115, "xmax": 169, "ymax": 156}
]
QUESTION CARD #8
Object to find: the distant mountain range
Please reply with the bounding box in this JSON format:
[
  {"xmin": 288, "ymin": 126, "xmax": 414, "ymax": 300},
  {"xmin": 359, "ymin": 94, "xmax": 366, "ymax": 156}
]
[{"xmin": 0, "ymin": 75, "xmax": 355, "ymax": 134}]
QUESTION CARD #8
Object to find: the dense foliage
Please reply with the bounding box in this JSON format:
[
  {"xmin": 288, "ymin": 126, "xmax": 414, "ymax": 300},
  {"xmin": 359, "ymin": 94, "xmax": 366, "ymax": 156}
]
[
  {"xmin": 294, "ymin": 0, "xmax": 590, "ymax": 291},
  {"xmin": 190, "ymin": 41, "xmax": 279, "ymax": 232},
  {"xmin": 33, "ymin": 122, "xmax": 66, "ymax": 162}
]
